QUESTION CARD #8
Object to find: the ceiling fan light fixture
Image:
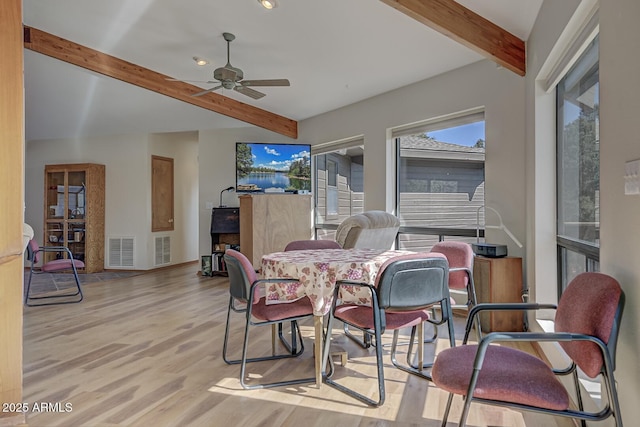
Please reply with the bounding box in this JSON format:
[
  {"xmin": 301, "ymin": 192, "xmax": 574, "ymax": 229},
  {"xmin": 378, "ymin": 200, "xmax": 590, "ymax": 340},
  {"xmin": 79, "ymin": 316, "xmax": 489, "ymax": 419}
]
[
  {"xmin": 258, "ymin": 0, "xmax": 277, "ymax": 10},
  {"xmin": 193, "ymin": 56, "xmax": 209, "ymax": 66}
]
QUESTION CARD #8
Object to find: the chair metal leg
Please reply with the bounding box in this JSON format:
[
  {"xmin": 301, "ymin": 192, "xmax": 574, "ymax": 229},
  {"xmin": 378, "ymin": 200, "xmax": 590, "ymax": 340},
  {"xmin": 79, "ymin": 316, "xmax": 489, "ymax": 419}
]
[
  {"xmin": 324, "ymin": 301, "xmax": 385, "ymax": 406},
  {"xmin": 572, "ymin": 369, "xmax": 587, "ymax": 427},
  {"xmin": 325, "ymin": 325, "xmax": 385, "ymax": 406},
  {"xmin": 401, "ymin": 301, "xmax": 456, "ymax": 374},
  {"xmin": 342, "ymin": 323, "xmax": 371, "ymax": 348},
  {"xmin": 458, "ymin": 394, "xmax": 472, "ymax": 427},
  {"xmin": 239, "ymin": 316, "xmax": 314, "ymax": 389},
  {"xmin": 277, "ymin": 321, "xmax": 300, "ymax": 354},
  {"xmin": 441, "ymin": 392, "xmax": 454, "ymax": 427},
  {"xmin": 224, "ymin": 297, "xmax": 314, "ymax": 389},
  {"xmin": 24, "ymin": 264, "xmax": 83, "ymax": 306},
  {"xmin": 391, "ymin": 324, "xmax": 437, "ymax": 381},
  {"xmin": 223, "ymin": 300, "xmax": 305, "ymax": 366}
]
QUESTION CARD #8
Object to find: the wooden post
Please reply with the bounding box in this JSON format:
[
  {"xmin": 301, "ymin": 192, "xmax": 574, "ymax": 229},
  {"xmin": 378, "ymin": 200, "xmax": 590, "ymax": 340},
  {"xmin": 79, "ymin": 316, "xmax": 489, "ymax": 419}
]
[{"xmin": 0, "ymin": 0, "xmax": 26, "ymax": 424}]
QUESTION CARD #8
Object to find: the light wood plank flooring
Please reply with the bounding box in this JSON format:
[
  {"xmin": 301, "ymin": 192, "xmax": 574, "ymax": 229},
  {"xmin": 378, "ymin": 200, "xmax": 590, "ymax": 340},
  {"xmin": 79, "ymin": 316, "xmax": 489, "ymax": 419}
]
[{"xmin": 23, "ymin": 263, "xmax": 574, "ymax": 427}]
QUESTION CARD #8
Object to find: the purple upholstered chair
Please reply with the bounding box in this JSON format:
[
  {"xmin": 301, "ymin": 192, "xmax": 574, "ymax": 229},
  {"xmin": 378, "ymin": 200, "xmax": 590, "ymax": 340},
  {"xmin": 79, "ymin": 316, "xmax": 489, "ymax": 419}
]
[
  {"xmin": 431, "ymin": 272, "xmax": 625, "ymax": 427},
  {"xmin": 431, "ymin": 241, "xmax": 477, "ymax": 309},
  {"xmin": 323, "ymin": 252, "xmax": 454, "ymax": 406},
  {"xmin": 24, "ymin": 239, "xmax": 85, "ymax": 306},
  {"xmin": 222, "ymin": 249, "xmax": 315, "ymax": 389}
]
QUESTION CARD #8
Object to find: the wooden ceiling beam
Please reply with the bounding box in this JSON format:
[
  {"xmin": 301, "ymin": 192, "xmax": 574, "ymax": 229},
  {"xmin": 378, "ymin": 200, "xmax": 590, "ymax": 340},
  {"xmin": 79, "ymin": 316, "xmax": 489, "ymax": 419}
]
[
  {"xmin": 23, "ymin": 26, "xmax": 298, "ymax": 139},
  {"xmin": 379, "ymin": 0, "xmax": 526, "ymax": 76}
]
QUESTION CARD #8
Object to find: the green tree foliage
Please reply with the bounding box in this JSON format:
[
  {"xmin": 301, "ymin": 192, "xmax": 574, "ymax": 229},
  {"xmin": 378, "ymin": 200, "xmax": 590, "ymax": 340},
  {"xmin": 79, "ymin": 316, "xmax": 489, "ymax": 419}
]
[
  {"xmin": 236, "ymin": 143, "xmax": 253, "ymax": 178},
  {"xmin": 474, "ymin": 139, "xmax": 485, "ymax": 148},
  {"xmin": 288, "ymin": 156, "xmax": 310, "ymax": 178},
  {"xmin": 560, "ymin": 103, "xmax": 599, "ymax": 242}
]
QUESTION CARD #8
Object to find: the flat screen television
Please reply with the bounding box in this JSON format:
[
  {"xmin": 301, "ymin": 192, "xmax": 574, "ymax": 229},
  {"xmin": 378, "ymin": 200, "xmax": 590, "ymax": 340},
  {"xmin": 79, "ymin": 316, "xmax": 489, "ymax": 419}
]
[{"xmin": 236, "ymin": 142, "xmax": 312, "ymax": 193}]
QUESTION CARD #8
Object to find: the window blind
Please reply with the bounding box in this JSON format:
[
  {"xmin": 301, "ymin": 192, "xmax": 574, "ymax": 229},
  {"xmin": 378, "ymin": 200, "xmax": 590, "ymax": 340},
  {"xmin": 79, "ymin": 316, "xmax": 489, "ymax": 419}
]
[
  {"xmin": 311, "ymin": 136, "xmax": 364, "ymax": 156},
  {"xmin": 391, "ymin": 108, "xmax": 484, "ymax": 138}
]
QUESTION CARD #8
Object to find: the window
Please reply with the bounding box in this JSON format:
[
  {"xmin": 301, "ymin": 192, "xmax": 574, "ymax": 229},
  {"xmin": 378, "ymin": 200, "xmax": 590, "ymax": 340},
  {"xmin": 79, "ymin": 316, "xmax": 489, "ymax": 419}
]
[
  {"xmin": 556, "ymin": 35, "xmax": 600, "ymax": 293},
  {"xmin": 326, "ymin": 159, "xmax": 338, "ymax": 217},
  {"xmin": 395, "ymin": 110, "xmax": 485, "ymax": 251},
  {"xmin": 313, "ymin": 139, "xmax": 364, "ymax": 240}
]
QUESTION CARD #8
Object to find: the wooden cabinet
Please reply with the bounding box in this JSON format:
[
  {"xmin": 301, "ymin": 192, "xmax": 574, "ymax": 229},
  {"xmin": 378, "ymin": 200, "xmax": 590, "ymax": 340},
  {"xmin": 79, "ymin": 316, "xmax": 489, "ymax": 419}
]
[
  {"xmin": 44, "ymin": 163, "xmax": 105, "ymax": 273},
  {"xmin": 239, "ymin": 194, "xmax": 313, "ymax": 269},
  {"xmin": 473, "ymin": 256, "xmax": 523, "ymax": 332},
  {"xmin": 209, "ymin": 207, "xmax": 240, "ymax": 275}
]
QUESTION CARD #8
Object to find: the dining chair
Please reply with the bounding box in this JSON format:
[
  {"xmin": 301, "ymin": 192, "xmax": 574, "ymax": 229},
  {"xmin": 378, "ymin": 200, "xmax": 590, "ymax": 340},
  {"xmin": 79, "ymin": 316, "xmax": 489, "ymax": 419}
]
[
  {"xmin": 323, "ymin": 253, "xmax": 455, "ymax": 406},
  {"xmin": 24, "ymin": 238, "xmax": 85, "ymax": 306},
  {"xmin": 430, "ymin": 241, "xmax": 481, "ymax": 341},
  {"xmin": 431, "ymin": 241, "xmax": 477, "ymax": 309},
  {"xmin": 431, "ymin": 272, "xmax": 625, "ymax": 427},
  {"xmin": 334, "ymin": 210, "xmax": 402, "ymax": 347},
  {"xmin": 222, "ymin": 249, "xmax": 316, "ymax": 389}
]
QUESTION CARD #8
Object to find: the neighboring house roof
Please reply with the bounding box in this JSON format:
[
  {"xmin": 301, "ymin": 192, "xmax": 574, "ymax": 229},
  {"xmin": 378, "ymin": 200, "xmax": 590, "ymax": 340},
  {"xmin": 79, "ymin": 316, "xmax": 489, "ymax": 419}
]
[{"xmin": 400, "ymin": 135, "xmax": 485, "ymax": 162}]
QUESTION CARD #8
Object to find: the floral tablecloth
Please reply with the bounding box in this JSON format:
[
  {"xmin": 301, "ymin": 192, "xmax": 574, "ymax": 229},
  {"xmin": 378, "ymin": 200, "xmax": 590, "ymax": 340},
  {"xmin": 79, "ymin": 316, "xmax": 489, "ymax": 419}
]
[{"xmin": 260, "ymin": 248, "xmax": 415, "ymax": 315}]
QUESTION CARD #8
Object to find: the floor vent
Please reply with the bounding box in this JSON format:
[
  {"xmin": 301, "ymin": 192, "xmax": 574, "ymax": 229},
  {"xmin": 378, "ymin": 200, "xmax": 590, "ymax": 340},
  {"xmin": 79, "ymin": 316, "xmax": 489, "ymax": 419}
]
[
  {"xmin": 108, "ymin": 237, "xmax": 135, "ymax": 268},
  {"xmin": 155, "ymin": 236, "xmax": 171, "ymax": 266}
]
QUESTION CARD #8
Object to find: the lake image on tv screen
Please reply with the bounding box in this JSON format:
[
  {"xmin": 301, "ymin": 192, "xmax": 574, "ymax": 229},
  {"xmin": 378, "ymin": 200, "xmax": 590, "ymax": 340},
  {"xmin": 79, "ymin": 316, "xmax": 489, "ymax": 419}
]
[{"xmin": 236, "ymin": 143, "xmax": 311, "ymax": 192}]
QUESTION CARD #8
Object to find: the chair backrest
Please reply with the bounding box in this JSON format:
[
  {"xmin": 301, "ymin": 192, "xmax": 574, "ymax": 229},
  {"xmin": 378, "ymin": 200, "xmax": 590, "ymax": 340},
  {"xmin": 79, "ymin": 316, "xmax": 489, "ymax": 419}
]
[
  {"xmin": 284, "ymin": 239, "xmax": 342, "ymax": 251},
  {"xmin": 335, "ymin": 210, "xmax": 400, "ymax": 250},
  {"xmin": 374, "ymin": 253, "xmax": 449, "ymax": 311},
  {"xmin": 431, "ymin": 241, "xmax": 474, "ymax": 289},
  {"xmin": 26, "ymin": 239, "xmax": 41, "ymax": 264},
  {"xmin": 555, "ymin": 272, "xmax": 625, "ymax": 378},
  {"xmin": 223, "ymin": 249, "xmax": 260, "ymax": 304}
]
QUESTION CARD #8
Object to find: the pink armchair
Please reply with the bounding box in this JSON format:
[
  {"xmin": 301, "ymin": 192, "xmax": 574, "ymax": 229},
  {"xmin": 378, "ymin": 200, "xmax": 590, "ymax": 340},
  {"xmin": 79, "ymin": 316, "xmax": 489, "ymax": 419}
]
[{"xmin": 431, "ymin": 272, "xmax": 624, "ymax": 427}]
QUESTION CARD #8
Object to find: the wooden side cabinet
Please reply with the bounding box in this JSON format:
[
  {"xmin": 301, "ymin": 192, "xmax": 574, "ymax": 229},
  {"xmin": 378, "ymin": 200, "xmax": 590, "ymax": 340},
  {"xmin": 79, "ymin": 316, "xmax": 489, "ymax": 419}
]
[
  {"xmin": 209, "ymin": 207, "xmax": 240, "ymax": 276},
  {"xmin": 44, "ymin": 163, "xmax": 105, "ymax": 273},
  {"xmin": 239, "ymin": 194, "xmax": 313, "ymax": 269},
  {"xmin": 473, "ymin": 256, "xmax": 524, "ymax": 332}
]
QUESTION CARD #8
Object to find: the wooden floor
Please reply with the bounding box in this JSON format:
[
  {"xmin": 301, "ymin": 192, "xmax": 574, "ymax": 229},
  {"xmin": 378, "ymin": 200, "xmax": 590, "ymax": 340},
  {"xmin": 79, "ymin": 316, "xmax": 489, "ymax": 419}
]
[{"xmin": 22, "ymin": 263, "xmax": 574, "ymax": 427}]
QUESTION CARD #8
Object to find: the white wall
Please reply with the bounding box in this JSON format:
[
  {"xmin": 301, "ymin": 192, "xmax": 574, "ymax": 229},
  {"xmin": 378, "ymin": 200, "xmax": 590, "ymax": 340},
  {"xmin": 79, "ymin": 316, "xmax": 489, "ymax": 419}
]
[
  {"xmin": 524, "ymin": 0, "xmax": 640, "ymax": 423},
  {"xmin": 599, "ymin": 0, "xmax": 640, "ymax": 422},
  {"xmin": 25, "ymin": 131, "xmax": 199, "ymax": 270},
  {"xmin": 300, "ymin": 60, "xmax": 527, "ymax": 261},
  {"xmin": 148, "ymin": 131, "xmax": 199, "ymax": 268},
  {"xmin": 525, "ymin": 0, "xmax": 582, "ymax": 307}
]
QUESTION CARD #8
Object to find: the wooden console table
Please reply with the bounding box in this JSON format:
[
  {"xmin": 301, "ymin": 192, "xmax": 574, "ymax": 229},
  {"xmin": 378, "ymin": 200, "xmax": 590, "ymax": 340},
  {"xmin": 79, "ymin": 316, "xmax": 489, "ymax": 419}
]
[
  {"xmin": 473, "ymin": 256, "xmax": 524, "ymax": 332},
  {"xmin": 239, "ymin": 194, "xmax": 313, "ymax": 269}
]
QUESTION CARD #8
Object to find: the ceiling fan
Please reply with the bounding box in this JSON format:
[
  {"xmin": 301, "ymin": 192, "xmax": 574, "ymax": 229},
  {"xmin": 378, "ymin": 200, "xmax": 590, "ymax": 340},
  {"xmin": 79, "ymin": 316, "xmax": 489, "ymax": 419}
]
[{"xmin": 170, "ymin": 32, "xmax": 290, "ymax": 99}]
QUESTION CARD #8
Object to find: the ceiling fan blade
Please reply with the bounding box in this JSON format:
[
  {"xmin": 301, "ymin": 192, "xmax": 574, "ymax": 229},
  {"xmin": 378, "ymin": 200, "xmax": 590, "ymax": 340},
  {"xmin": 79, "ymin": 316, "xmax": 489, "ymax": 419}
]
[
  {"xmin": 166, "ymin": 78, "xmax": 217, "ymax": 84},
  {"xmin": 234, "ymin": 86, "xmax": 266, "ymax": 99},
  {"xmin": 192, "ymin": 85, "xmax": 223, "ymax": 97},
  {"xmin": 240, "ymin": 79, "xmax": 290, "ymax": 87}
]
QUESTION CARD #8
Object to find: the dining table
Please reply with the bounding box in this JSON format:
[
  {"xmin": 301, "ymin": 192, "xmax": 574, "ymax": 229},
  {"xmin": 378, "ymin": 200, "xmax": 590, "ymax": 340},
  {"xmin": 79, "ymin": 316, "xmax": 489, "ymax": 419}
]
[{"xmin": 260, "ymin": 247, "xmax": 416, "ymax": 386}]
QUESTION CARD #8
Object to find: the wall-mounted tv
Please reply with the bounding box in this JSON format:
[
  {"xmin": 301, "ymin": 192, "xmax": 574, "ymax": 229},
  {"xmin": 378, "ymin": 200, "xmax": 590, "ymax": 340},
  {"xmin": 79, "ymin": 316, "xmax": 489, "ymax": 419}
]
[{"xmin": 236, "ymin": 142, "xmax": 312, "ymax": 193}]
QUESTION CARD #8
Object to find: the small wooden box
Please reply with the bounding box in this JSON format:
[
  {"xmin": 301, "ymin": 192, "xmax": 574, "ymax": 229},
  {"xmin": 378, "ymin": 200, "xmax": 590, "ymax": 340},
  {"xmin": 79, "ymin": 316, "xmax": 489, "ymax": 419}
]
[{"xmin": 473, "ymin": 256, "xmax": 524, "ymax": 332}]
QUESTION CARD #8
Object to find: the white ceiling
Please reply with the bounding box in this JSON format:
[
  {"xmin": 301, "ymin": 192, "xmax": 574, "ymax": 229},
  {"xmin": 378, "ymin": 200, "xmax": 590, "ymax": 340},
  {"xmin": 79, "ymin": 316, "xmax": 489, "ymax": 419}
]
[{"xmin": 22, "ymin": 0, "xmax": 543, "ymax": 141}]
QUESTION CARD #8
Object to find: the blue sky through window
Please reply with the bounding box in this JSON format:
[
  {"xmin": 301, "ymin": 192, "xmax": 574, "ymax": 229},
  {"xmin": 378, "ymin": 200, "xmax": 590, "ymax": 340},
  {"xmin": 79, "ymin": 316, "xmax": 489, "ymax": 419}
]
[{"xmin": 427, "ymin": 121, "xmax": 485, "ymax": 147}]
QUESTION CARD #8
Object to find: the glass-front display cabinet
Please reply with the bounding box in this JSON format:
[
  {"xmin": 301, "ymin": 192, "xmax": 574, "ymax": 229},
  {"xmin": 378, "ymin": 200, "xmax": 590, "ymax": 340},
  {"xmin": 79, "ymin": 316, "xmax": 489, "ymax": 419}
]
[{"xmin": 44, "ymin": 163, "xmax": 105, "ymax": 273}]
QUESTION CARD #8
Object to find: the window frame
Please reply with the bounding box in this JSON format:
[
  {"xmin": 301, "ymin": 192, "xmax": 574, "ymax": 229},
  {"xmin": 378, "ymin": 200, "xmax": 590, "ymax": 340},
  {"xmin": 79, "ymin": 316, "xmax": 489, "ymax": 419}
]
[
  {"xmin": 555, "ymin": 34, "xmax": 600, "ymax": 295},
  {"xmin": 394, "ymin": 110, "xmax": 486, "ymax": 250}
]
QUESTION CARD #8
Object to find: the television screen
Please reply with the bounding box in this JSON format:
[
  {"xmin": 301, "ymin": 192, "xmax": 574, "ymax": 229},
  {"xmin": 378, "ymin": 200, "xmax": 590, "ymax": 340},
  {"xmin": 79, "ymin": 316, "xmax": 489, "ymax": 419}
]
[{"xmin": 236, "ymin": 142, "xmax": 312, "ymax": 193}]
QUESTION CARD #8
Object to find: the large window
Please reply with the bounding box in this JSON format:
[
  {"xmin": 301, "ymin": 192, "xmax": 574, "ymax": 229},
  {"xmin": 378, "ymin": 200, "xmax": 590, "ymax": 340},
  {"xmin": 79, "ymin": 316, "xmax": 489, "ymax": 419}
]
[
  {"xmin": 313, "ymin": 140, "xmax": 364, "ymax": 240},
  {"xmin": 395, "ymin": 111, "xmax": 485, "ymax": 251},
  {"xmin": 557, "ymin": 35, "xmax": 600, "ymax": 293}
]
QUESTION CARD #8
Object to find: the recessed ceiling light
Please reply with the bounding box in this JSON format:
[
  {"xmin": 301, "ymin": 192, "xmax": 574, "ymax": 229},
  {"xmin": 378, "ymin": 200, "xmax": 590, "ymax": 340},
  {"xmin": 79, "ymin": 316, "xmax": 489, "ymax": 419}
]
[
  {"xmin": 258, "ymin": 0, "xmax": 277, "ymax": 9},
  {"xmin": 193, "ymin": 56, "xmax": 209, "ymax": 66}
]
